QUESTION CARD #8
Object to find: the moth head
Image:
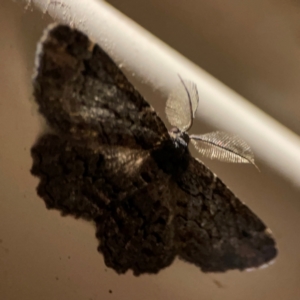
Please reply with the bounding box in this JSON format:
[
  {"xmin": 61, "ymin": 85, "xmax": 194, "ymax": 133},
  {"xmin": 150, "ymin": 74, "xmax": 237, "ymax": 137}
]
[
  {"xmin": 166, "ymin": 76, "xmax": 258, "ymax": 168},
  {"xmin": 169, "ymin": 127, "xmax": 190, "ymax": 149}
]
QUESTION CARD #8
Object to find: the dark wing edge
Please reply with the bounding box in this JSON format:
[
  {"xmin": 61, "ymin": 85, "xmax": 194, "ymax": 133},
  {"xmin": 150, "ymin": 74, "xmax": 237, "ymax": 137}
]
[
  {"xmin": 33, "ymin": 24, "xmax": 169, "ymax": 150},
  {"xmin": 173, "ymin": 156, "xmax": 277, "ymax": 272},
  {"xmin": 31, "ymin": 133, "xmax": 105, "ymax": 220}
]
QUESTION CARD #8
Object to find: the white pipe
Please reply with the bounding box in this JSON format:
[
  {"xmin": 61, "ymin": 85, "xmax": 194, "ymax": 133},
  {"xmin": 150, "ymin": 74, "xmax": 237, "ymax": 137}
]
[{"xmin": 26, "ymin": 0, "xmax": 300, "ymax": 185}]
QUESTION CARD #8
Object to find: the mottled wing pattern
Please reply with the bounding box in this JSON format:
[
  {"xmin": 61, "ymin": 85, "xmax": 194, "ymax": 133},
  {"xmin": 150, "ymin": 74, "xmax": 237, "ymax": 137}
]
[
  {"xmin": 31, "ymin": 24, "xmax": 277, "ymax": 276},
  {"xmin": 33, "ymin": 24, "xmax": 169, "ymax": 150},
  {"xmin": 31, "ymin": 133, "xmax": 178, "ymax": 275},
  {"xmin": 32, "ymin": 25, "xmax": 178, "ymax": 275},
  {"xmin": 174, "ymin": 156, "xmax": 276, "ymax": 272}
]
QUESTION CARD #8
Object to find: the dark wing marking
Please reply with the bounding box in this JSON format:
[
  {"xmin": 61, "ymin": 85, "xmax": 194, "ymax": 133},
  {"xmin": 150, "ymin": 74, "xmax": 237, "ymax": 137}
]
[
  {"xmin": 174, "ymin": 156, "xmax": 277, "ymax": 272},
  {"xmin": 33, "ymin": 24, "xmax": 169, "ymax": 150},
  {"xmin": 31, "ymin": 134, "xmax": 105, "ymax": 220}
]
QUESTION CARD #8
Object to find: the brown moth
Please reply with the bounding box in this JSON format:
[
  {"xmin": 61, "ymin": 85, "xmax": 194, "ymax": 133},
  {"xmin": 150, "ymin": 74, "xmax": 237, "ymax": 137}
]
[{"xmin": 31, "ymin": 24, "xmax": 277, "ymax": 275}]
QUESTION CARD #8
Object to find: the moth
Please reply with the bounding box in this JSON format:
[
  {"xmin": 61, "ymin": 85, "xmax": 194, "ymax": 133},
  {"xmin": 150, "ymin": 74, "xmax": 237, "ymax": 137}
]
[{"xmin": 31, "ymin": 24, "xmax": 277, "ymax": 275}]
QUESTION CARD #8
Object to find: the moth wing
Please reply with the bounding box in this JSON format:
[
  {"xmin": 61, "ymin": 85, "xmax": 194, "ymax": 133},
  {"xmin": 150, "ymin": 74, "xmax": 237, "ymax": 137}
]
[
  {"xmin": 34, "ymin": 24, "xmax": 169, "ymax": 150},
  {"xmin": 174, "ymin": 156, "xmax": 277, "ymax": 272},
  {"xmin": 31, "ymin": 133, "xmax": 177, "ymax": 275}
]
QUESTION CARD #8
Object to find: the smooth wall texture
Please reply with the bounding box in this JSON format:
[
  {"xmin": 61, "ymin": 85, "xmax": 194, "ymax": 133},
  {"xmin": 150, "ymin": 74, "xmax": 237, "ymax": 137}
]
[{"xmin": 0, "ymin": 1, "xmax": 299, "ymax": 300}]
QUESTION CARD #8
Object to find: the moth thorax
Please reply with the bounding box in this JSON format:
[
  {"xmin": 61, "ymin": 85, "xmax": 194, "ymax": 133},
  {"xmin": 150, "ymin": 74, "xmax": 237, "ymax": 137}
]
[{"xmin": 169, "ymin": 127, "xmax": 190, "ymax": 149}]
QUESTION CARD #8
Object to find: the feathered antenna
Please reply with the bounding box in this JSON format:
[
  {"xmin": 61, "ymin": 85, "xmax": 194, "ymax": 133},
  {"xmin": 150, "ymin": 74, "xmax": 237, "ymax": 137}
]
[
  {"xmin": 190, "ymin": 131, "xmax": 259, "ymax": 170},
  {"xmin": 165, "ymin": 75, "xmax": 199, "ymax": 132},
  {"xmin": 166, "ymin": 77, "xmax": 258, "ymax": 169}
]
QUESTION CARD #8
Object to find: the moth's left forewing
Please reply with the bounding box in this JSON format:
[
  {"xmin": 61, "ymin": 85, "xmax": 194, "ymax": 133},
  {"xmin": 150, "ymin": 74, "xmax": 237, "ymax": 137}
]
[{"xmin": 173, "ymin": 156, "xmax": 277, "ymax": 272}]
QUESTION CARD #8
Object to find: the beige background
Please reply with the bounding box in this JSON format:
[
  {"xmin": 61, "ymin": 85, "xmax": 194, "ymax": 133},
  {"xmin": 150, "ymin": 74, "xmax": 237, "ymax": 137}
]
[{"xmin": 1, "ymin": 0, "xmax": 300, "ymax": 299}]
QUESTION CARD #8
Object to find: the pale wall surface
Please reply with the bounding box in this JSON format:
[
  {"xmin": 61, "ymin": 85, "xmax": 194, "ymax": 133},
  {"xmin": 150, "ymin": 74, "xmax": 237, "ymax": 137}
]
[{"xmin": 0, "ymin": 1, "xmax": 299, "ymax": 300}]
